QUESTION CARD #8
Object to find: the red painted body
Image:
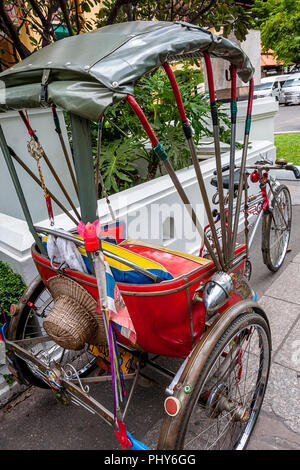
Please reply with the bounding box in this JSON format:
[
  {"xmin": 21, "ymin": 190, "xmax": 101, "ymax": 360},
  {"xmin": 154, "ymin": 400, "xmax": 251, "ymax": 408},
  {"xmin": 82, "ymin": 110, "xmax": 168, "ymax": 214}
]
[{"xmin": 32, "ymin": 243, "xmax": 247, "ymax": 358}]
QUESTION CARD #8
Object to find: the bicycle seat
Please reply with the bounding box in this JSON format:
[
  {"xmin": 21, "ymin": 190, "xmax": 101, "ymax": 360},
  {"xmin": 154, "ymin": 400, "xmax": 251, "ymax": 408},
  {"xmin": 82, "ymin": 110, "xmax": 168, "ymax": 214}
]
[{"xmin": 210, "ymin": 169, "xmax": 247, "ymax": 191}]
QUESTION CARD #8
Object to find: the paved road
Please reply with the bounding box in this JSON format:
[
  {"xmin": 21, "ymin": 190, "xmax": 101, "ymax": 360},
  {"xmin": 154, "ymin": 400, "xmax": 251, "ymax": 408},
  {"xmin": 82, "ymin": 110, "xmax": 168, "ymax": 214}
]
[{"xmin": 275, "ymin": 103, "xmax": 300, "ymax": 133}]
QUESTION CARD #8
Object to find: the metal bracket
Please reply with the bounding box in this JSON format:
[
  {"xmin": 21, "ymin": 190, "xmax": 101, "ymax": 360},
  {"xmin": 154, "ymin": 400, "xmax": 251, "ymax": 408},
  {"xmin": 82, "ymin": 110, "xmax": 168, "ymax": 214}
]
[{"xmin": 40, "ymin": 69, "xmax": 51, "ymax": 107}]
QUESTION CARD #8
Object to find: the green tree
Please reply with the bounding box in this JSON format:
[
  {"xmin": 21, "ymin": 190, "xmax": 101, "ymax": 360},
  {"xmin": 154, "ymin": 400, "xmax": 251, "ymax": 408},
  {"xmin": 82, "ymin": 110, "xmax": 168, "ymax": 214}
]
[
  {"xmin": 0, "ymin": 1, "xmax": 251, "ymax": 193},
  {"xmin": 0, "ymin": 261, "xmax": 26, "ymax": 317},
  {"xmin": 97, "ymin": 1, "xmax": 255, "ymax": 41},
  {"xmin": 252, "ymin": 0, "xmax": 300, "ymax": 65},
  {"xmin": 95, "ymin": 66, "xmax": 231, "ymax": 195},
  {"xmin": 0, "ymin": 1, "xmax": 256, "ymax": 69},
  {"xmin": 0, "ymin": 0, "xmax": 99, "ymax": 69}
]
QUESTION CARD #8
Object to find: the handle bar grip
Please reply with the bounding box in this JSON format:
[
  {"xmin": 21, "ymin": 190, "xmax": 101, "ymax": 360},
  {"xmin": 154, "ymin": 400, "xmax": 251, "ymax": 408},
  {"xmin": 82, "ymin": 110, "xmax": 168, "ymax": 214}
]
[{"xmin": 285, "ymin": 164, "xmax": 300, "ymax": 179}]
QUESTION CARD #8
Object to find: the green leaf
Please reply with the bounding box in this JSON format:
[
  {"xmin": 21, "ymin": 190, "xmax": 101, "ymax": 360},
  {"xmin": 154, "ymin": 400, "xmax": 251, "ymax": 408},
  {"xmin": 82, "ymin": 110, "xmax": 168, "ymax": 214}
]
[{"xmin": 0, "ymin": 262, "xmax": 26, "ymax": 324}]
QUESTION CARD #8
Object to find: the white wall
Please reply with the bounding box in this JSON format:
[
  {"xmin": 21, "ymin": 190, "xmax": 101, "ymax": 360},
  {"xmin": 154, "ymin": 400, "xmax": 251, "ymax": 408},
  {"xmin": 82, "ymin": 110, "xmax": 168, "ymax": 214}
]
[
  {"xmin": 221, "ymin": 96, "xmax": 278, "ymax": 143},
  {"xmin": 0, "ymin": 108, "xmax": 78, "ymax": 222},
  {"xmin": 0, "ymin": 137, "xmax": 276, "ymax": 284},
  {"xmin": 0, "ymin": 98, "xmax": 278, "ymax": 284},
  {"xmin": 204, "ymin": 30, "xmax": 261, "ymax": 92}
]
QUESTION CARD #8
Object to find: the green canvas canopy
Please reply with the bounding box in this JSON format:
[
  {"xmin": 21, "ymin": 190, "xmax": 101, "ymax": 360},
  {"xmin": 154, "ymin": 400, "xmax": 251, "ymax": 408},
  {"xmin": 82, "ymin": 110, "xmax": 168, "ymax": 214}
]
[{"xmin": 0, "ymin": 20, "xmax": 254, "ymax": 121}]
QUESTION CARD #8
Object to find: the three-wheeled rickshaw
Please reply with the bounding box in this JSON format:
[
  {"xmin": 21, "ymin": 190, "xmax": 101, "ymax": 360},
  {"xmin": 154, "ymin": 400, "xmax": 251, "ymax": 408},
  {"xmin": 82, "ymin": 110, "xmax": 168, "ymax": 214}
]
[{"xmin": 0, "ymin": 20, "xmax": 276, "ymax": 450}]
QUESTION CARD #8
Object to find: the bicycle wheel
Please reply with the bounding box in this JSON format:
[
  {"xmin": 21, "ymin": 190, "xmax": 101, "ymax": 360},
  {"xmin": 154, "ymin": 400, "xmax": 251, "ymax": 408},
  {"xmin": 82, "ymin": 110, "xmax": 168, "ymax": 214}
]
[
  {"xmin": 262, "ymin": 184, "xmax": 292, "ymax": 272},
  {"xmin": 8, "ymin": 276, "xmax": 97, "ymax": 389},
  {"xmin": 158, "ymin": 308, "xmax": 271, "ymax": 450}
]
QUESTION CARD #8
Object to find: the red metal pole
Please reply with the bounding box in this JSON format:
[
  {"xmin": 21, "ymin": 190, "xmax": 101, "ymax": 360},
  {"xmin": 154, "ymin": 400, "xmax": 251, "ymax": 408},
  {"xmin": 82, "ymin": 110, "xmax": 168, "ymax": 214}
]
[
  {"xmin": 162, "ymin": 61, "xmax": 225, "ymax": 270},
  {"xmin": 162, "ymin": 62, "xmax": 187, "ymax": 123},
  {"xmin": 126, "ymin": 92, "xmax": 222, "ymax": 271},
  {"xmin": 203, "ymin": 52, "xmax": 228, "ymax": 265},
  {"xmin": 126, "ymin": 94, "xmax": 158, "ymax": 146}
]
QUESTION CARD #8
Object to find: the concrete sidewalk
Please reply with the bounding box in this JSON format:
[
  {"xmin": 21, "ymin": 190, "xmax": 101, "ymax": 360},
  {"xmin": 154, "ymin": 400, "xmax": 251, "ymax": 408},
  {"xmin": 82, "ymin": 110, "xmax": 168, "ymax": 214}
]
[
  {"xmin": 248, "ymin": 252, "xmax": 300, "ymax": 449},
  {"xmin": 246, "ymin": 180, "xmax": 300, "ymax": 449},
  {"xmin": 0, "ymin": 181, "xmax": 299, "ymax": 450},
  {"xmin": 247, "ymin": 180, "xmax": 300, "ymax": 449}
]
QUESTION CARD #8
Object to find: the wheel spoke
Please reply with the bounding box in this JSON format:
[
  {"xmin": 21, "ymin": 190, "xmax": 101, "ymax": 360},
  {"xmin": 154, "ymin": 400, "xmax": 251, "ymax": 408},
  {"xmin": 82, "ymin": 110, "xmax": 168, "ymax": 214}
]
[
  {"xmin": 264, "ymin": 185, "xmax": 291, "ymax": 271},
  {"xmin": 12, "ymin": 283, "xmax": 97, "ymax": 386},
  {"xmin": 177, "ymin": 316, "xmax": 270, "ymax": 450}
]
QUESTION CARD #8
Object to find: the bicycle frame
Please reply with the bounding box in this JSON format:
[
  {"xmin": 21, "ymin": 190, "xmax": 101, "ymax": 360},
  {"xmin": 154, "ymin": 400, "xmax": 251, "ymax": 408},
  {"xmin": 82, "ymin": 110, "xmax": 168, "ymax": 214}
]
[
  {"xmin": 200, "ymin": 194, "xmax": 264, "ymax": 258},
  {"xmin": 202, "ymin": 162, "xmax": 289, "ymax": 263}
]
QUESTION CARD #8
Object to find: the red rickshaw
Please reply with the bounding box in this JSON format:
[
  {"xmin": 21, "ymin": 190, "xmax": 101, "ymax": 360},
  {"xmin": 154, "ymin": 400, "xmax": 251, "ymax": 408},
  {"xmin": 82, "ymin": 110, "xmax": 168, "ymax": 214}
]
[{"xmin": 0, "ymin": 21, "xmax": 272, "ymax": 450}]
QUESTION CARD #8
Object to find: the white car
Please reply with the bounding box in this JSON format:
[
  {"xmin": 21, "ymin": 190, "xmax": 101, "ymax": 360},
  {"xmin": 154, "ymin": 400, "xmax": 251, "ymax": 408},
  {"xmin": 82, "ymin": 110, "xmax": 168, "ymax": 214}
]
[
  {"xmin": 254, "ymin": 75, "xmax": 290, "ymax": 101},
  {"xmin": 280, "ymin": 73, "xmax": 300, "ymax": 105}
]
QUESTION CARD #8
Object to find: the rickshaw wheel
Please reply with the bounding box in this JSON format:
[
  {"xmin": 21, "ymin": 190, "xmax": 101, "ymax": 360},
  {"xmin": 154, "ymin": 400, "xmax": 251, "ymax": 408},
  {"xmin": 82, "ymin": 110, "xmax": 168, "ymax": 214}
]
[
  {"xmin": 8, "ymin": 276, "xmax": 97, "ymax": 389},
  {"xmin": 158, "ymin": 301, "xmax": 271, "ymax": 450},
  {"xmin": 262, "ymin": 184, "xmax": 292, "ymax": 272}
]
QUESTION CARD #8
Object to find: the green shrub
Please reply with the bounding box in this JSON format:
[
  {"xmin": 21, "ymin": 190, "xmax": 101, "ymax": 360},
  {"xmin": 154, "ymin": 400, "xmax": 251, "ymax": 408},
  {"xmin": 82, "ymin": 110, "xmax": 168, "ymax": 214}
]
[
  {"xmin": 0, "ymin": 261, "xmax": 26, "ymax": 324},
  {"xmin": 93, "ymin": 65, "xmax": 233, "ymax": 196}
]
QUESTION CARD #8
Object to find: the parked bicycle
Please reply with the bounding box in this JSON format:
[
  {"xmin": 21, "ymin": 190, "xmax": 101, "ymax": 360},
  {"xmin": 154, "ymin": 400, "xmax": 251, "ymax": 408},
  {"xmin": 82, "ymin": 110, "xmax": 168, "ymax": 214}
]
[{"xmin": 200, "ymin": 155, "xmax": 299, "ymax": 279}]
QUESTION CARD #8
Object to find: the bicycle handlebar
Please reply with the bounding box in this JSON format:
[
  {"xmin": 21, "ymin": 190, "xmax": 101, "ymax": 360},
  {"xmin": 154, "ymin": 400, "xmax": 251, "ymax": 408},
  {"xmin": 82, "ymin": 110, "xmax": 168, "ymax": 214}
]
[
  {"xmin": 213, "ymin": 162, "xmax": 300, "ymax": 179},
  {"xmin": 285, "ymin": 164, "xmax": 300, "ymax": 179}
]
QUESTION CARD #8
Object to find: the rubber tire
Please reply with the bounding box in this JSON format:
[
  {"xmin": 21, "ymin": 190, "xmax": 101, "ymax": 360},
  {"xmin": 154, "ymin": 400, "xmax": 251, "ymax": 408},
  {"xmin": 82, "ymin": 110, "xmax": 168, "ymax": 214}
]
[
  {"xmin": 262, "ymin": 184, "xmax": 292, "ymax": 272},
  {"xmin": 158, "ymin": 311, "xmax": 271, "ymax": 450},
  {"xmin": 8, "ymin": 279, "xmax": 97, "ymax": 388}
]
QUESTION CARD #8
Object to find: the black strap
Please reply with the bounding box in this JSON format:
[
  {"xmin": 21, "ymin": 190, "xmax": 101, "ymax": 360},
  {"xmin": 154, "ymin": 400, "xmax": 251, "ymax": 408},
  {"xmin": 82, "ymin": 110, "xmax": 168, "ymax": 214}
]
[{"xmin": 40, "ymin": 69, "xmax": 50, "ymax": 107}]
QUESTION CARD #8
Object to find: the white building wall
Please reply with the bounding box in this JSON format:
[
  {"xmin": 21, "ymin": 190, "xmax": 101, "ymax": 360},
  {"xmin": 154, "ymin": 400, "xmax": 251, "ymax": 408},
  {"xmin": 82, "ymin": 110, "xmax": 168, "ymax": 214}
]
[
  {"xmin": 0, "ymin": 108, "xmax": 78, "ymax": 222},
  {"xmin": 0, "ymin": 98, "xmax": 278, "ymax": 284}
]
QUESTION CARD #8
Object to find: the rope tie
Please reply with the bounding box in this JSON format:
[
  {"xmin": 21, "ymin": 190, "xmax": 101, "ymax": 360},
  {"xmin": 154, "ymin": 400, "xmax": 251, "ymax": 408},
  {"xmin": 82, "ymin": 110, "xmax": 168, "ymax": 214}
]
[
  {"xmin": 27, "ymin": 138, "xmax": 46, "ymax": 190},
  {"xmin": 27, "ymin": 137, "xmax": 54, "ymax": 225}
]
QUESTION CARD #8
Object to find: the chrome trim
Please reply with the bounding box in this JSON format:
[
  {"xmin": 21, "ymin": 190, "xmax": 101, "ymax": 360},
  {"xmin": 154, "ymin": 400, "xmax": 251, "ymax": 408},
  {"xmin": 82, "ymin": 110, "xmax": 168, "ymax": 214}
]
[
  {"xmin": 34, "ymin": 226, "xmax": 161, "ymax": 283},
  {"xmin": 32, "ymin": 243, "xmax": 246, "ymax": 297}
]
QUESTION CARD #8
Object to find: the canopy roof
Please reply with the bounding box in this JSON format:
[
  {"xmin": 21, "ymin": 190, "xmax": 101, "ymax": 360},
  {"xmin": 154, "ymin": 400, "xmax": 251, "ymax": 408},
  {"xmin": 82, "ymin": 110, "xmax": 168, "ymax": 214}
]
[{"xmin": 0, "ymin": 21, "xmax": 254, "ymax": 121}]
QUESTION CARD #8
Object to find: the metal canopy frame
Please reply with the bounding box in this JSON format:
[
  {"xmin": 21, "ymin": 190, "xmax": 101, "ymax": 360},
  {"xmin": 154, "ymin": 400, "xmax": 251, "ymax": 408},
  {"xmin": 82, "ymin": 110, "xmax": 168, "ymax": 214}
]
[
  {"xmin": 0, "ymin": 21, "xmax": 256, "ymax": 274},
  {"xmin": 0, "ymin": 21, "xmax": 254, "ymax": 122},
  {"xmin": 0, "ymin": 125, "xmax": 46, "ymax": 255},
  {"xmin": 126, "ymin": 59, "xmax": 254, "ymax": 272},
  {"xmin": 0, "ymin": 56, "xmax": 254, "ymax": 276},
  {"xmin": 0, "ymin": 23, "xmax": 258, "ymax": 451}
]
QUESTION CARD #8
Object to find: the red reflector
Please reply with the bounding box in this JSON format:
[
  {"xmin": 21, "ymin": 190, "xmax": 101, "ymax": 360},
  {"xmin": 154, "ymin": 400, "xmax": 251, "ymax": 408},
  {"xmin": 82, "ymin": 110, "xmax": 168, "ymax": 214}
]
[
  {"xmin": 164, "ymin": 397, "xmax": 181, "ymax": 417},
  {"xmin": 10, "ymin": 304, "xmax": 17, "ymax": 315},
  {"xmin": 27, "ymin": 301, "xmax": 37, "ymax": 311}
]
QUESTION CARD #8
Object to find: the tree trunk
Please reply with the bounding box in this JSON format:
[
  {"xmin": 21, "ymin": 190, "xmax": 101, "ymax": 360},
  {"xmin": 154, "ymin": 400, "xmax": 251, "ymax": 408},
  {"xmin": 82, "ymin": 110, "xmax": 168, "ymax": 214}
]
[
  {"xmin": 0, "ymin": 0, "xmax": 31, "ymax": 60},
  {"xmin": 57, "ymin": 0, "xmax": 74, "ymax": 36}
]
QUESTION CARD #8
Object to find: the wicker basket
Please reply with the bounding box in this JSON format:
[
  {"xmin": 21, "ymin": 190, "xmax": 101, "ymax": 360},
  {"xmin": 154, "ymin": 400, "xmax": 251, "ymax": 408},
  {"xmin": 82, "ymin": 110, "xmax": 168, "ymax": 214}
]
[{"xmin": 44, "ymin": 275, "xmax": 107, "ymax": 350}]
